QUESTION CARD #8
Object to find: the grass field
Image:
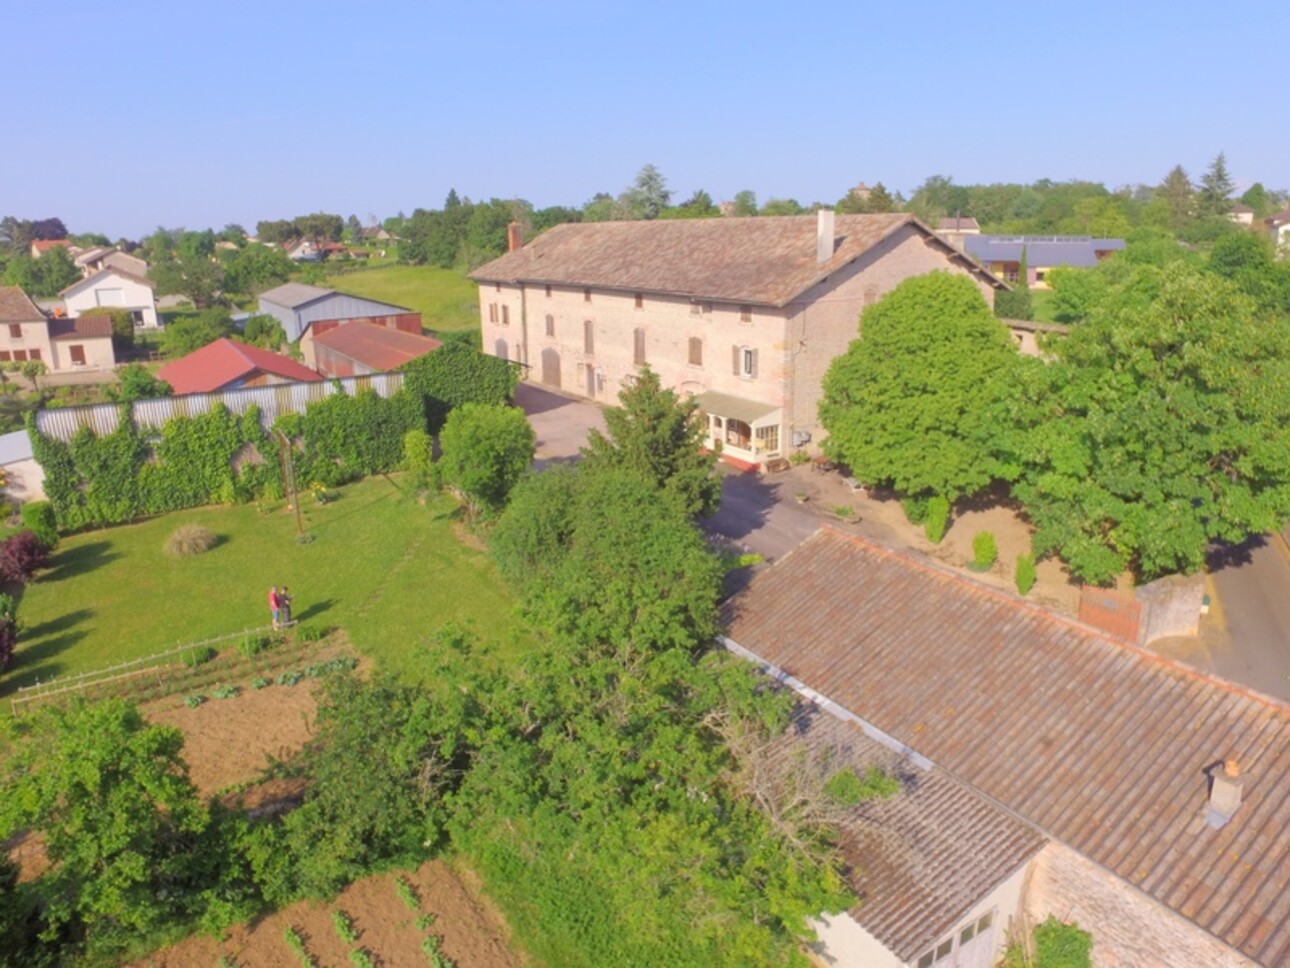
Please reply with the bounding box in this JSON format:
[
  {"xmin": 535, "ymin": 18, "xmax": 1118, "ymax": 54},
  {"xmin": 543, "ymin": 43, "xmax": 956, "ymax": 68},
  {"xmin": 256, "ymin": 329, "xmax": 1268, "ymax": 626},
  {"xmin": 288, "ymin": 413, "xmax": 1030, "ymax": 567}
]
[
  {"xmin": 322, "ymin": 264, "xmax": 480, "ymax": 334},
  {"xmin": 4, "ymin": 476, "xmax": 533, "ymax": 701},
  {"xmin": 1030, "ymin": 288, "xmax": 1060, "ymax": 323}
]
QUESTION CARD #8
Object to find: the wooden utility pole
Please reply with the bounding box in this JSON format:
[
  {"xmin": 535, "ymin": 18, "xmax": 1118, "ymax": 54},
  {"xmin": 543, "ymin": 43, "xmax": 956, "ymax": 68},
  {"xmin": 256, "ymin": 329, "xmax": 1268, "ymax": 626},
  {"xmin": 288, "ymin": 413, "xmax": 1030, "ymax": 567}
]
[{"xmin": 276, "ymin": 430, "xmax": 304, "ymax": 535}]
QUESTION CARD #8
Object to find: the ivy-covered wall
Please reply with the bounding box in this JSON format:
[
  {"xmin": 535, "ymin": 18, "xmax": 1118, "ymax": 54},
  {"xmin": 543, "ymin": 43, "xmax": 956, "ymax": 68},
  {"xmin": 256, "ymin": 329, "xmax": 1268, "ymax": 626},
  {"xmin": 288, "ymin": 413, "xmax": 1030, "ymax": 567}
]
[{"xmin": 28, "ymin": 346, "xmax": 519, "ymax": 532}]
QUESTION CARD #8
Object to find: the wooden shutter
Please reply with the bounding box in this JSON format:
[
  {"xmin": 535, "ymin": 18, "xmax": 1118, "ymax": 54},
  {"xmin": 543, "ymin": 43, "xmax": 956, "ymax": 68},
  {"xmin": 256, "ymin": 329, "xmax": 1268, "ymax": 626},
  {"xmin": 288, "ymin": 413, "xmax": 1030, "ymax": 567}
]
[
  {"xmin": 749, "ymin": 348, "xmax": 759, "ymax": 378},
  {"xmin": 688, "ymin": 337, "xmax": 702, "ymax": 367},
  {"xmin": 634, "ymin": 328, "xmax": 646, "ymax": 365},
  {"xmin": 584, "ymin": 319, "xmax": 594, "ymax": 355},
  {"xmin": 732, "ymin": 344, "xmax": 741, "ymax": 375},
  {"xmin": 545, "ymin": 314, "xmax": 554, "ymax": 337}
]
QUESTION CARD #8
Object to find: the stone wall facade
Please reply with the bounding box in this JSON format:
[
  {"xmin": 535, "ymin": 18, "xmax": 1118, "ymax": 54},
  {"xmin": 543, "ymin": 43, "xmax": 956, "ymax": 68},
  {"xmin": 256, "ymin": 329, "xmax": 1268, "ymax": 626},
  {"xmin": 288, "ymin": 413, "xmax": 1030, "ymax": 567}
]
[
  {"xmin": 1025, "ymin": 843, "xmax": 1253, "ymax": 968},
  {"xmin": 478, "ymin": 222, "xmax": 999, "ymax": 461}
]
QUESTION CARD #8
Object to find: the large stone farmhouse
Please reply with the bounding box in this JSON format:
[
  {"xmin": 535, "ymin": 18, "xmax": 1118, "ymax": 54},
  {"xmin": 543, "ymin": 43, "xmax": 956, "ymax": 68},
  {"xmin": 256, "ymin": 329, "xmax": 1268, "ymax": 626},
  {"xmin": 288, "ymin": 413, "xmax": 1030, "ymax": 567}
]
[
  {"xmin": 470, "ymin": 212, "xmax": 1004, "ymax": 468},
  {"xmin": 724, "ymin": 528, "xmax": 1289, "ymax": 968}
]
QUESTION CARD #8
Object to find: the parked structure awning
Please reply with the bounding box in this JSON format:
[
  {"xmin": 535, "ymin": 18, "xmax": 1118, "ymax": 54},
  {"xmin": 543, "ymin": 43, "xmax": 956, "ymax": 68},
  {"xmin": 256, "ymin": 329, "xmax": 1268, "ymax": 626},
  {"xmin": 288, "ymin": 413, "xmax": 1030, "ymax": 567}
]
[{"xmin": 695, "ymin": 391, "xmax": 780, "ymax": 426}]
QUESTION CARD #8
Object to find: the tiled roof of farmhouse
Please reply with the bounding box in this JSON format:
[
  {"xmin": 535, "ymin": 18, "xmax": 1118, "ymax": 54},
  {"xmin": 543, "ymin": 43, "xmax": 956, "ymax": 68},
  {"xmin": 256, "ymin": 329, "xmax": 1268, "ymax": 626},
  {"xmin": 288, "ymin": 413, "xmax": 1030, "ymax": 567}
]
[
  {"xmin": 0, "ymin": 286, "xmax": 47, "ymax": 323},
  {"xmin": 470, "ymin": 214, "xmax": 1003, "ymax": 307},
  {"xmin": 774, "ymin": 705, "xmax": 1045, "ymax": 961},
  {"xmin": 721, "ymin": 528, "xmax": 1290, "ymax": 968}
]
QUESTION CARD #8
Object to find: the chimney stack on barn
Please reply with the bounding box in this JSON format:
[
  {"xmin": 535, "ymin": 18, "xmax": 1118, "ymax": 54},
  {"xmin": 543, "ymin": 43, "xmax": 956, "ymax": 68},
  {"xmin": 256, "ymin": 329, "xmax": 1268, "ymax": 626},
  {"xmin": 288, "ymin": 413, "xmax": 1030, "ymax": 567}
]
[
  {"xmin": 1205, "ymin": 758, "xmax": 1243, "ymax": 829},
  {"xmin": 816, "ymin": 208, "xmax": 836, "ymax": 265},
  {"xmin": 507, "ymin": 222, "xmax": 523, "ymax": 252}
]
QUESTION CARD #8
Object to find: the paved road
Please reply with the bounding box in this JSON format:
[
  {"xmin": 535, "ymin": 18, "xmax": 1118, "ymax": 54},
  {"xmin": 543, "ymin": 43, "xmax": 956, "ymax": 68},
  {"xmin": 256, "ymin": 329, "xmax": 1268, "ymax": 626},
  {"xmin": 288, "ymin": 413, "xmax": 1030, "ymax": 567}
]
[
  {"xmin": 1199, "ymin": 535, "xmax": 1290, "ymax": 703},
  {"xmin": 515, "ymin": 383, "xmax": 605, "ymax": 465},
  {"xmin": 706, "ymin": 468, "xmax": 822, "ymax": 562}
]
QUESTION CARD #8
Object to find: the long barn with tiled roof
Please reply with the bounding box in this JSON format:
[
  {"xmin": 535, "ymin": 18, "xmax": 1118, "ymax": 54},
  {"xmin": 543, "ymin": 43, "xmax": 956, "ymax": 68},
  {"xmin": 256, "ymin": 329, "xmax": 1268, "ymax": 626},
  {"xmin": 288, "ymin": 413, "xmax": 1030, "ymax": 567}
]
[{"xmin": 723, "ymin": 527, "xmax": 1288, "ymax": 968}]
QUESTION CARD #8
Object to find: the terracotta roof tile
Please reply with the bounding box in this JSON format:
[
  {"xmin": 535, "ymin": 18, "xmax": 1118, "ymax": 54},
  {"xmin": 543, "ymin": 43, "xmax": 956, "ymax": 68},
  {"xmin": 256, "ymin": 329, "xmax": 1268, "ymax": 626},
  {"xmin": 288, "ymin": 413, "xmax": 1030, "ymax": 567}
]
[
  {"xmin": 156, "ymin": 338, "xmax": 321, "ymax": 394},
  {"xmin": 49, "ymin": 316, "xmax": 113, "ymax": 339},
  {"xmin": 313, "ymin": 322, "xmax": 441, "ymax": 372},
  {"xmin": 470, "ymin": 214, "xmax": 1003, "ymax": 307},
  {"xmin": 0, "ymin": 286, "xmax": 46, "ymax": 323},
  {"xmin": 722, "ymin": 529, "xmax": 1290, "ymax": 967}
]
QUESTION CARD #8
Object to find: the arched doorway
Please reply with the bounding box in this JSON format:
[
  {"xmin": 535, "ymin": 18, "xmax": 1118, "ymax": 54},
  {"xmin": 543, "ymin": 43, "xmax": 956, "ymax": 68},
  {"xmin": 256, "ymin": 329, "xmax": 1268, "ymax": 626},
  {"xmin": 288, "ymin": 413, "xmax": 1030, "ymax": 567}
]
[
  {"xmin": 494, "ymin": 338, "xmax": 508, "ymax": 360},
  {"xmin": 541, "ymin": 347, "xmax": 561, "ymax": 388}
]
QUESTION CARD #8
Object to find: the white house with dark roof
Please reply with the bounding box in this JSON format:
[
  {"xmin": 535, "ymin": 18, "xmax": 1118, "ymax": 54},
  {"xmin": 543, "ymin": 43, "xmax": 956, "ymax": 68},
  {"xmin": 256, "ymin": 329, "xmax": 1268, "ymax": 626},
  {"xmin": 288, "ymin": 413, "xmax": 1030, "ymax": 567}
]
[
  {"xmin": 723, "ymin": 527, "xmax": 1289, "ymax": 968},
  {"xmin": 61, "ymin": 267, "xmax": 158, "ymax": 328},
  {"xmin": 470, "ymin": 212, "xmax": 1007, "ymax": 468}
]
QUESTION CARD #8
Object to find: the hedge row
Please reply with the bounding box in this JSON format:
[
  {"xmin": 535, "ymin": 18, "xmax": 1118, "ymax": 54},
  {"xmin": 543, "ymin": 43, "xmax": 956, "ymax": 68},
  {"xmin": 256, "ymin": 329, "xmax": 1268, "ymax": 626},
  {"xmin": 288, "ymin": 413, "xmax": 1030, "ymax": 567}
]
[{"xmin": 28, "ymin": 344, "xmax": 518, "ymax": 532}]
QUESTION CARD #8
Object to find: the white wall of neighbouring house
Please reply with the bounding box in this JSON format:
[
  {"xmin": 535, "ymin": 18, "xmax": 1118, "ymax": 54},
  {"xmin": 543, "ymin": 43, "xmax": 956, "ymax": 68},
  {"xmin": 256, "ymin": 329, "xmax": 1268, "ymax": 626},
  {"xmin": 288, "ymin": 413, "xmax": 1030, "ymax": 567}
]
[
  {"xmin": 809, "ymin": 858, "xmax": 1031, "ymax": 968},
  {"xmin": 50, "ymin": 336, "xmax": 115, "ymax": 371},
  {"xmin": 64, "ymin": 273, "xmax": 159, "ymax": 328}
]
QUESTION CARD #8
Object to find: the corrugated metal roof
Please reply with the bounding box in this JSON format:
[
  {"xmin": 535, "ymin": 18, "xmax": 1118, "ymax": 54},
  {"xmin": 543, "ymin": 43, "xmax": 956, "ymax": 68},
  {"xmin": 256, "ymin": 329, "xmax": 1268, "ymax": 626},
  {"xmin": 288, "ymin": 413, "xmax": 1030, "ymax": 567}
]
[
  {"xmin": 34, "ymin": 371, "xmax": 405, "ymax": 442},
  {"xmin": 258, "ymin": 282, "xmax": 335, "ymax": 309},
  {"xmin": 722, "ymin": 529, "xmax": 1290, "ymax": 967},
  {"xmin": 313, "ymin": 323, "xmax": 441, "ymax": 372},
  {"xmin": 156, "ymin": 338, "xmax": 322, "ymax": 394},
  {"xmin": 766, "ymin": 703, "xmax": 1044, "ymax": 960},
  {"xmin": 471, "ymin": 214, "xmax": 1005, "ymax": 307}
]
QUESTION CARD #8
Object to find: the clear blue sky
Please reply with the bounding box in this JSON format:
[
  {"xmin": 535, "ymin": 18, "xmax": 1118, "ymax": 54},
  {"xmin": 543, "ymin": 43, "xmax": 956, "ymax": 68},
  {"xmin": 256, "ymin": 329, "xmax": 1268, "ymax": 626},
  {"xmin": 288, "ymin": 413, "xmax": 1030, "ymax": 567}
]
[{"xmin": 2, "ymin": 0, "xmax": 1286, "ymax": 239}]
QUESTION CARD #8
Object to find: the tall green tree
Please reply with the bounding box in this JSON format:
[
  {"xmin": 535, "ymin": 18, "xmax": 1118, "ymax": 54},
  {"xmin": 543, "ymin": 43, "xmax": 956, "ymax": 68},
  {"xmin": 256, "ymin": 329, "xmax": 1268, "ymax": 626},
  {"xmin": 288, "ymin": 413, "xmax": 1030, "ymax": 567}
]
[
  {"xmin": 527, "ymin": 468, "xmax": 724, "ymax": 656},
  {"xmin": 622, "ymin": 164, "xmax": 672, "ymax": 219},
  {"xmin": 1156, "ymin": 164, "xmax": 1195, "ymax": 232},
  {"xmin": 437, "ymin": 402, "xmax": 535, "ymax": 518},
  {"xmin": 732, "ymin": 190, "xmax": 758, "ymax": 217},
  {"xmin": 820, "ymin": 272, "xmax": 1023, "ymax": 502},
  {"xmin": 0, "ymin": 701, "xmax": 215, "ymax": 947},
  {"xmin": 581, "ymin": 365, "xmax": 721, "ymax": 518},
  {"xmin": 1198, "ymin": 151, "xmax": 1236, "ymax": 216},
  {"xmin": 150, "ymin": 246, "xmax": 223, "ymax": 309},
  {"xmin": 1016, "ymin": 263, "xmax": 1290, "ymax": 583}
]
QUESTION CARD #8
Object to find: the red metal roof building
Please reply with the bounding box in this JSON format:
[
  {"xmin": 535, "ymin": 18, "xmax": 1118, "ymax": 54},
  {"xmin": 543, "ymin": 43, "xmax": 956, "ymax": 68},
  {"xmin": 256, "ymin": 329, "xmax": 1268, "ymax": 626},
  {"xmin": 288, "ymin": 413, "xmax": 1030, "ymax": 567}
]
[
  {"xmin": 307, "ymin": 321, "xmax": 441, "ymax": 377},
  {"xmin": 157, "ymin": 338, "xmax": 322, "ymax": 395}
]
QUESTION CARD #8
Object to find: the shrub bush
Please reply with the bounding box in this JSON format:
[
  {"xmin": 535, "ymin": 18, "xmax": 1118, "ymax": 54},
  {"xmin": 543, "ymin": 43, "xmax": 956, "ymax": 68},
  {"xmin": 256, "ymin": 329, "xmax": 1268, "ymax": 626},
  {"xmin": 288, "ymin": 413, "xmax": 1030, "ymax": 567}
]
[
  {"xmin": 1015, "ymin": 553, "xmax": 1037, "ymax": 596},
  {"xmin": 0, "ymin": 594, "xmax": 17, "ymax": 671},
  {"xmin": 295, "ymin": 623, "xmax": 328, "ymax": 643},
  {"xmin": 1033, "ymin": 916, "xmax": 1093, "ymax": 967},
  {"xmin": 21, "ymin": 501, "xmax": 58, "ymax": 550},
  {"xmin": 165, "ymin": 524, "xmax": 217, "ymax": 558},
  {"xmin": 403, "ymin": 428, "xmax": 433, "ymax": 490},
  {"xmin": 238, "ymin": 634, "xmax": 273, "ymax": 658},
  {"xmin": 900, "ymin": 494, "xmax": 928, "ymax": 524},
  {"xmin": 972, "ymin": 531, "xmax": 998, "ymax": 570},
  {"xmin": 0, "ymin": 530, "xmax": 48, "ymax": 584},
  {"xmin": 923, "ymin": 495, "xmax": 950, "ymax": 544},
  {"xmin": 183, "ymin": 645, "xmax": 217, "ymax": 668}
]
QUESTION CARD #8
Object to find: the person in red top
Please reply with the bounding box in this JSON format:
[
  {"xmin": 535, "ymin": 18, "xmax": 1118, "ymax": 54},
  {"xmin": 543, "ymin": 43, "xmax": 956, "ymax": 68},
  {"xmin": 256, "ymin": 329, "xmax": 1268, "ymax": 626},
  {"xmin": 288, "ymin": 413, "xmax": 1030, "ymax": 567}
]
[{"xmin": 268, "ymin": 586, "xmax": 280, "ymax": 630}]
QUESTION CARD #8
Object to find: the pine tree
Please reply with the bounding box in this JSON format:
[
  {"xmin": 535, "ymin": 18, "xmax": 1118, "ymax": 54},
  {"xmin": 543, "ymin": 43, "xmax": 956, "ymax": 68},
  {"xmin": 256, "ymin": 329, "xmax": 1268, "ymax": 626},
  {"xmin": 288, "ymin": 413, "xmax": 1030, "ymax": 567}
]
[
  {"xmin": 1198, "ymin": 152, "xmax": 1235, "ymax": 217},
  {"xmin": 1158, "ymin": 165, "xmax": 1195, "ymax": 232}
]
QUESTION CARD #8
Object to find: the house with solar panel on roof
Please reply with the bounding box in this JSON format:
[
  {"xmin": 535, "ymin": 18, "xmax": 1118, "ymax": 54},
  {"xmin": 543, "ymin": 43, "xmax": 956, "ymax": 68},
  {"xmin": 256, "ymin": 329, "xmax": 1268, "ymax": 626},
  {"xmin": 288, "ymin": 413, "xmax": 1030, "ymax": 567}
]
[
  {"xmin": 470, "ymin": 212, "xmax": 1008, "ymax": 470},
  {"xmin": 963, "ymin": 235, "xmax": 1125, "ymax": 289}
]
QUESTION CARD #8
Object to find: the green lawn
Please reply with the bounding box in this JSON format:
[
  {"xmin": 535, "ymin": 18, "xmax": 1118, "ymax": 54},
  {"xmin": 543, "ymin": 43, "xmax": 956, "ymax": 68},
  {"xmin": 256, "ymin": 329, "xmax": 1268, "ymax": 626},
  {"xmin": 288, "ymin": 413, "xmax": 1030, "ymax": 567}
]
[
  {"xmin": 4, "ymin": 477, "xmax": 533, "ymax": 701},
  {"xmin": 1030, "ymin": 288, "xmax": 1060, "ymax": 323},
  {"xmin": 322, "ymin": 264, "xmax": 480, "ymax": 334}
]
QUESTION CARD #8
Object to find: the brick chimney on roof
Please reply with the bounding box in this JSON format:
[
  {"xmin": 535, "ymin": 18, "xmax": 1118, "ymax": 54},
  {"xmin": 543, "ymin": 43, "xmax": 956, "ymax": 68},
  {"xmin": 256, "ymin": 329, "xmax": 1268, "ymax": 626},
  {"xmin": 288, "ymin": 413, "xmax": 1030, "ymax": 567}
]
[
  {"xmin": 1205, "ymin": 758, "xmax": 1243, "ymax": 829},
  {"xmin": 507, "ymin": 222, "xmax": 523, "ymax": 252}
]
